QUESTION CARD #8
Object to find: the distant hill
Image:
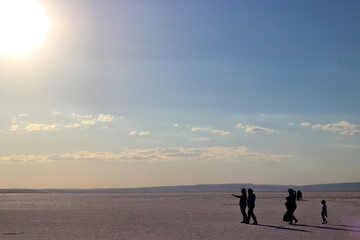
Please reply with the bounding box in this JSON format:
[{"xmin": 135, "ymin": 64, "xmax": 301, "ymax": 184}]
[{"xmin": 1, "ymin": 182, "xmax": 359, "ymax": 194}]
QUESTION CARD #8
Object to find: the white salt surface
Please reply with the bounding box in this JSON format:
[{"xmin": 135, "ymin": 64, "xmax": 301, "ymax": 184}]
[{"xmin": 0, "ymin": 192, "xmax": 359, "ymax": 239}]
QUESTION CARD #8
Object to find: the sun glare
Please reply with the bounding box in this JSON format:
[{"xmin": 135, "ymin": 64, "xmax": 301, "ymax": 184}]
[{"xmin": 0, "ymin": 0, "xmax": 50, "ymax": 57}]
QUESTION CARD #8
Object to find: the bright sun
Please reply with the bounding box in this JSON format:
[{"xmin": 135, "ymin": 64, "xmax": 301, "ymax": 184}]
[{"xmin": 0, "ymin": 0, "xmax": 50, "ymax": 57}]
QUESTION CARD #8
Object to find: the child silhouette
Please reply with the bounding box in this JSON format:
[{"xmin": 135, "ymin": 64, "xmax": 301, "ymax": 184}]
[{"xmin": 321, "ymin": 200, "xmax": 328, "ymax": 224}]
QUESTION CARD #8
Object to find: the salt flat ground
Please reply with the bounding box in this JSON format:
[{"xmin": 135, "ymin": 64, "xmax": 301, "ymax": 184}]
[{"xmin": 0, "ymin": 192, "xmax": 359, "ymax": 240}]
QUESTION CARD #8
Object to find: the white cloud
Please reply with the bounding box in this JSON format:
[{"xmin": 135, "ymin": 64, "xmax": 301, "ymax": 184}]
[
  {"xmin": 129, "ymin": 131, "xmax": 150, "ymax": 136},
  {"xmin": 312, "ymin": 121, "xmax": 360, "ymax": 136},
  {"xmin": 9, "ymin": 125, "xmax": 20, "ymax": 132},
  {"xmin": 129, "ymin": 130, "xmax": 150, "ymax": 136},
  {"xmin": 9, "ymin": 111, "xmax": 123, "ymax": 133},
  {"xmin": 245, "ymin": 126, "xmax": 274, "ymax": 133},
  {"xmin": 0, "ymin": 146, "xmax": 291, "ymax": 163},
  {"xmin": 211, "ymin": 129, "xmax": 230, "ymax": 136},
  {"xmin": 300, "ymin": 122, "xmax": 310, "ymax": 127},
  {"xmin": 97, "ymin": 114, "xmax": 114, "ymax": 122},
  {"xmin": 23, "ymin": 124, "xmax": 58, "ymax": 132},
  {"xmin": 72, "ymin": 113, "xmax": 92, "ymax": 120},
  {"xmin": 138, "ymin": 131, "xmax": 150, "ymax": 136},
  {"xmin": 11, "ymin": 114, "xmax": 28, "ymax": 125},
  {"xmin": 191, "ymin": 126, "xmax": 229, "ymax": 136},
  {"xmin": 259, "ymin": 113, "xmax": 267, "ymax": 117},
  {"xmin": 81, "ymin": 120, "xmax": 96, "ymax": 125},
  {"xmin": 289, "ymin": 123, "xmax": 294, "ymax": 126},
  {"xmin": 64, "ymin": 123, "xmax": 81, "ymax": 129},
  {"xmin": 50, "ymin": 111, "xmax": 61, "ymax": 116},
  {"xmin": 0, "ymin": 154, "xmax": 48, "ymax": 163},
  {"xmin": 174, "ymin": 123, "xmax": 179, "ymax": 127},
  {"xmin": 236, "ymin": 123, "xmax": 274, "ymax": 133},
  {"xmin": 192, "ymin": 137, "xmax": 210, "ymax": 141}
]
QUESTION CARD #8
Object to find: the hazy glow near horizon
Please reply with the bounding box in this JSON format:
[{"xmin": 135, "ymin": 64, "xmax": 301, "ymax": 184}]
[{"xmin": 0, "ymin": 0, "xmax": 50, "ymax": 57}]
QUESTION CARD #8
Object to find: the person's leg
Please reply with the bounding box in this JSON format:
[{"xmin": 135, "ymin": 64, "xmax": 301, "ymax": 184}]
[
  {"xmin": 292, "ymin": 214, "xmax": 298, "ymax": 223},
  {"xmin": 322, "ymin": 214, "xmax": 327, "ymax": 224},
  {"xmin": 251, "ymin": 212, "xmax": 258, "ymax": 224},
  {"xmin": 251, "ymin": 206, "xmax": 258, "ymax": 224},
  {"xmin": 248, "ymin": 206, "xmax": 257, "ymax": 224},
  {"xmin": 292, "ymin": 207, "xmax": 298, "ymax": 223},
  {"xmin": 288, "ymin": 209, "xmax": 296, "ymax": 224},
  {"xmin": 246, "ymin": 207, "xmax": 252, "ymax": 224},
  {"xmin": 241, "ymin": 206, "xmax": 247, "ymax": 223}
]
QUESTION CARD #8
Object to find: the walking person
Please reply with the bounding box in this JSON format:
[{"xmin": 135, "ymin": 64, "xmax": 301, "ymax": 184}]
[
  {"xmin": 321, "ymin": 200, "xmax": 328, "ymax": 224},
  {"xmin": 285, "ymin": 189, "xmax": 298, "ymax": 224},
  {"xmin": 297, "ymin": 190, "xmax": 302, "ymax": 200},
  {"xmin": 246, "ymin": 188, "xmax": 258, "ymax": 225},
  {"xmin": 232, "ymin": 188, "xmax": 247, "ymax": 223}
]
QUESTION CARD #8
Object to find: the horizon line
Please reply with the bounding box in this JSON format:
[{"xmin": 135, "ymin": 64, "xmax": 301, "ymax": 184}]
[{"xmin": 2, "ymin": 181, "xmax": 360, "ymax": 190}]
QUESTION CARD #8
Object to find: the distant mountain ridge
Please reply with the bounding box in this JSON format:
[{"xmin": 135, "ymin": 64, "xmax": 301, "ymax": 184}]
[{"xmin": 1, "ymin": 182, "xmax": 360, "ymax": 193}]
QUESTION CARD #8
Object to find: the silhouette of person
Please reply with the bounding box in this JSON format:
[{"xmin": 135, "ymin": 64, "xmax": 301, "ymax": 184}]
[
  {"xmin": 246, "ymin": 188, "xmax": 258, "ymax": 225},
  {"xmin": 297, "ymin": 190, "xmax": 302, "ymax": 200},
  {"xmin": 232, "ymin": 188, "xmax": 247, "ymax": 223},
  {"xmin": 283, "ymin": 197, "xmax": 291, "ymax": 222},
  {"xmin": 321, "ymin": 200, "xmax": 328, "ymax": 224},
  {"xmin": 285, "ymin": 189, "xmax": 298, "ymax": 224}
]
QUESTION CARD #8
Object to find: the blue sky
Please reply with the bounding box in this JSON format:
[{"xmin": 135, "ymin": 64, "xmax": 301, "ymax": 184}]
[{"xmin": 0, "ymin": 0, "xmax": 359, "ymax": 188}]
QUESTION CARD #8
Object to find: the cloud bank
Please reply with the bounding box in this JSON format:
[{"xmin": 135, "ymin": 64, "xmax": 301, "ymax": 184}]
[
  {"xmin": 23, "ymin": 123, "xmax": 58, "ymax": 132},
  {"xmin": 191, "ymin": 127, "xmax": 230, "ymax": 136},
  {"xmin": 0, "ymin": 146, "xmax": 291, "ymax": 164},
  {"xmin": 9, "ymin": 111, "xmax": 120, "ymax": 132},
  {"xmin": 312, "ymin": 121, "xmax": 360, "ymax": 136}
]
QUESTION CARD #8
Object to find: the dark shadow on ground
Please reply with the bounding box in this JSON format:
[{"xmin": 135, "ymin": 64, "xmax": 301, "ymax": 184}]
[
  {"xmin": 295, "ymin": 224, "xmax": 360, "ymax": 233},
  {"xmin": 2, "ymin": 232, "xmax": 24, "ymax": 236},
  {"xmin": 257, "ymin": 224, "xmax": 311, "ymax": 233},
  {"xmin": 336, "ymin": 224, "xmax": 360, "ymax": 229}
]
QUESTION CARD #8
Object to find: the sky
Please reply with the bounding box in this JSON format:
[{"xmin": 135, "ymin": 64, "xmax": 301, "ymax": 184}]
[{"xmin": 0, "ymin": 0, "xmax": 359, "ymax": 188}]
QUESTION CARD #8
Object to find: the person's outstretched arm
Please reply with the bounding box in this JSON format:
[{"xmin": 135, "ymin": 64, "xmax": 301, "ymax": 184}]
[{"xmin": 232, "ymin": 194, "xmax": 241, "ymax": 198}]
